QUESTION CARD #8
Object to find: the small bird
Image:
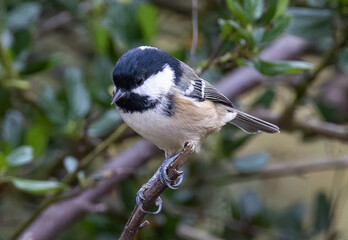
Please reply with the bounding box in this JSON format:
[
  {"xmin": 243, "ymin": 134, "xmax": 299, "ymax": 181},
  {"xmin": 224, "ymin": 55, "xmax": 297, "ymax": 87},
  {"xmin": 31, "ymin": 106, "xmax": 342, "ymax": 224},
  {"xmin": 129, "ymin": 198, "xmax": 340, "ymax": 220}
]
[{"xmin": 111, "ymin": 46, "xmax": 279, "ymax": 213}]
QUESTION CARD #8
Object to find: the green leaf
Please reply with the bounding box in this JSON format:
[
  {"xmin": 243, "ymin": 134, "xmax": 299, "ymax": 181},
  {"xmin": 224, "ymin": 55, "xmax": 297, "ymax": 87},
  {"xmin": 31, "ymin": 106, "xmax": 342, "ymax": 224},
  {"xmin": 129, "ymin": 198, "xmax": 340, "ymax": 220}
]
[
  {"xmin": 6, "ymin": 2, "xmax": 41, "ymax": 31},
  {"xmin": 313, "ymin": 192, "xmax": 331, "ymax": 234},
  {"xmin": 337, "ymin": 48, "xmax": 348, "ymax": 73},
  {"xmin": 239, "ymin": 191, "xmax": 261, "ymax": 219},
  {"xmin": 87, "ymin": 110, "xmax": 121, "ymax": 137},
  {"xmin": 137, "ymin": 4, "xmax": 158, "ymax": 43},
  {"xmin": 92, "ymin": 24, "xmax": 110, "ymax": 55},
  {"xmin": 105, "ymin": 2, "xmax": 142, "ymax": 45},
  {"xmin": 274, "ymin": 0, "xmax": 289, "ymax": 18},
  {"xmin": 246, "ymin": 57, "xmax": 313, "ymax": 76},
  {"xmin": 257, "ymin": 0, "xmax": 277, "ymax": 25},
  {"xmin": 1, "ymin": 29, "xmax": 13, "ymax": 48},
  {"xmin": 1, "ymin": 109, "xmax": 25, "ymax": 147},
  {"xmin": 286, "ymin": 8, "xmax": 333, "ymax": 42},
  {"xmin": 64, "ymin": 67, "xmax": 90, "ymax": 119},
  {"xmin": 63, "ymin": 156, "xmax": 78, "ymax": 173},
  {"xmin": 218, "ymin": 19, "xmax": 253, "ymax": 46},
  {"xmin": 11, "ymin": 178, "xmax": 66, "ymax": 194},
  {"xmin": 244, "ymin": 0, "xmax": 263, "ymax": 21},
  {"xmin": 6, "ymin": 146, "xmax": 33, "ymax": 167},
  {"xmin": 260, "ymin": 15, "xmax": 291, "ymax": 47},
  {"xmin": 233, "ymin": 153, "xmax": 269, "ymax": 173},
  {"xmin": 20, "ymin": 54, "xmax": 61, "ymax": 76},
  {"xmin": 0, "ymin": 152, "xmax": 8, "ymax": 170},
  {"xmin": 226, "ymin": 0, "xmax": 249, "ymax": 25},
  {"xmin": 252, "ymin": 88, "xmax": 276, "ymax": 108},
  {"xmin": 89, "ymin": 57, "xmax": 115, "ymax": 104},
  {"xmin": 25, "ymin": 125, "xmax": 47, "ymax": 156},
  {"xmin": 38, "ymin": 87, "xmax": 67, "ymax": 124}
]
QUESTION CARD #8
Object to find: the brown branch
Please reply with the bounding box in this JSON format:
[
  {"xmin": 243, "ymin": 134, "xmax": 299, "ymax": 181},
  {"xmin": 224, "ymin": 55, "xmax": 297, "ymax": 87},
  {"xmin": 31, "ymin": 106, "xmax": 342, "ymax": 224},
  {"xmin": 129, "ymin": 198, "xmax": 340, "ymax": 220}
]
[
  {"xmin": 218, "ymin": 155, "xmax": 348, "ymax": 185},
  {"xmin": 252, "ymin": 109, "xmax": 348, "ymax": 141},
  {"xmin": 119, "ymin": 143, "xmax": 194, "ymax": 240},
  {"xmin": 18, "ymin": 140, "xmax": 159, "ymax": 240}
]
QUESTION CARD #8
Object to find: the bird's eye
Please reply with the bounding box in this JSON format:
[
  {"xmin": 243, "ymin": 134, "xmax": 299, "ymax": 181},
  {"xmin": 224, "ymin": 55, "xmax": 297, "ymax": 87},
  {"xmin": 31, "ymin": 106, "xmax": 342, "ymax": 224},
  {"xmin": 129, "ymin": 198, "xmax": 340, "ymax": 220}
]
[{"xmin": 136, "ymin": 78, "xmax": 144, "ymax": 85}]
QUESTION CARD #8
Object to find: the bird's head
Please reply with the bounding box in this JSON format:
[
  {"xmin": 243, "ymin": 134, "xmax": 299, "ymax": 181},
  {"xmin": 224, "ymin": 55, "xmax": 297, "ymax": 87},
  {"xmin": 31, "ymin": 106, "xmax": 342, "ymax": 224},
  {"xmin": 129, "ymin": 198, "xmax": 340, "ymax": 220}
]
[{"xmin": 111, "ymin": 46, "xmax": 182, "ymax": 107}]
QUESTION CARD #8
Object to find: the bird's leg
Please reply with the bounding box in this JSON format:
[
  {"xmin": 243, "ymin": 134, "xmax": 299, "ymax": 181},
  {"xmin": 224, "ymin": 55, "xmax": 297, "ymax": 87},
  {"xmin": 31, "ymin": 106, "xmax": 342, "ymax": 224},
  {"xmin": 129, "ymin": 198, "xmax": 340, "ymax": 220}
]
[
  {"xmin": 136, "ymin": 152, "xmax": 184, "ymax": 213},
  {"xmin": 136, "ymin": 169, "xmax": 163, "ymax": 214},
  {"xmin": 159, "ymin": 153, "xmax": 183, "ymax": 189}
]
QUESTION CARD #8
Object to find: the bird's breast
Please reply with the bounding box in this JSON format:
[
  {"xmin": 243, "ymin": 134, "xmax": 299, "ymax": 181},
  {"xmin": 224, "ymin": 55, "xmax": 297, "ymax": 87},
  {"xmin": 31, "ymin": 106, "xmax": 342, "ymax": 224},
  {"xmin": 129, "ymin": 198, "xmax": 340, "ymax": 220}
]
[{"xmin": 117, "ymin": 95, "xmax": 235, "ymax": 155}]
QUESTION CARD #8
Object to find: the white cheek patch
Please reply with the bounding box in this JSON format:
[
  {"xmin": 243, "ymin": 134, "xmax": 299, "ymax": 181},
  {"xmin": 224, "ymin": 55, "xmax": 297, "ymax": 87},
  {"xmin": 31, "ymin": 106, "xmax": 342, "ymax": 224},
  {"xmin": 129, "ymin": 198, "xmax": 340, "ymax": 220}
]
[
  {"xmin": 139, "ymin": 46, "xmax": 158, "ymax": 51},
  {"xmin": 132, "ymin": 64, "xmax": 175, "ymax": 99}
]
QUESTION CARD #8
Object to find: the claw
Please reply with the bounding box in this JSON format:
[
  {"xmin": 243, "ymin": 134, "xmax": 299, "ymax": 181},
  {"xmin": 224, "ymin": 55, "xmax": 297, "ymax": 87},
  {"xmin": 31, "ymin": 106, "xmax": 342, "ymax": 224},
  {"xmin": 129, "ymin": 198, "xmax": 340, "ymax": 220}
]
[
  {"xmin": 159, "ymin": 153, "xmax": 184, "ymax": 189},
  {"xmin": 136, "ymin": 184, "xmax": 163, "ymax": 214}
]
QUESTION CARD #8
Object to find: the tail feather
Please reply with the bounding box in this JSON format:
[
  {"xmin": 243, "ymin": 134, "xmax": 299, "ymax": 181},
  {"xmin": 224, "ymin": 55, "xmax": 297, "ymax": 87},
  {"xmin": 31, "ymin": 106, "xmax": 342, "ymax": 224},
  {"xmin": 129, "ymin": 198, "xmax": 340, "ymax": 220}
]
[{"xmin": 229, "ymin": 110, "xmax": 280, "ymax": 134}]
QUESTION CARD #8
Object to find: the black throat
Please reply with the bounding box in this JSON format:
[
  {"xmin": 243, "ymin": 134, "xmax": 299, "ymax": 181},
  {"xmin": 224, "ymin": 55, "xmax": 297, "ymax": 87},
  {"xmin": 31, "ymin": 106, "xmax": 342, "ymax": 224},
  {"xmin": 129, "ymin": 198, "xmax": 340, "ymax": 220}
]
[
  {"xmin": 115, "ymin": 92, "xmax": 174, "ymax": 116},
  {"xmin": 115, "ymin": 93, "xmax": 158, "ymax": 113}
]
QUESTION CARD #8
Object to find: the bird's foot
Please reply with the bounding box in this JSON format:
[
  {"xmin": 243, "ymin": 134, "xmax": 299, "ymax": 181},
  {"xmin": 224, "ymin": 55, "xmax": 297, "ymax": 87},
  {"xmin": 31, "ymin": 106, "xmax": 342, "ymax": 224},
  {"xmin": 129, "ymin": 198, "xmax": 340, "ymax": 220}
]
[
  {"xmin": 136, "ymin": 182, "xmax": 162, "ymax": 214},
  {"xmin": 159, "ymin": 153, "xmax": 184, "ymax": 189}
]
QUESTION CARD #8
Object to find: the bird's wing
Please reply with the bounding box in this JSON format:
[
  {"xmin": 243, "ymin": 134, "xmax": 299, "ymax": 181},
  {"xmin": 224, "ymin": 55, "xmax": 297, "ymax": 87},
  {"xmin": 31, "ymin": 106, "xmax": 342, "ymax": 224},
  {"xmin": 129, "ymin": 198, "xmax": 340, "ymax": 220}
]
[
  {"xmin": 177, "ymin": 61, "xmax": 234, "ymax": 107},
  {"xmin": 176, "ymin": 61, "xmax": 279, "ymax": 134}
]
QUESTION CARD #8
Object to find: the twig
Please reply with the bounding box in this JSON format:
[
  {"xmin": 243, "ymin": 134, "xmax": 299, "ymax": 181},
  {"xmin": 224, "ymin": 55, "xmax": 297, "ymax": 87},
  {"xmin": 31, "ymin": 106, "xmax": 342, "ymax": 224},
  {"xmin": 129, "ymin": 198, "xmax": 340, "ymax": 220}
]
[
  {"xmin": 119, "ymin": 143, "xmax": 194, "ymax": 240},
  {"xmin": 189, "ymin": 0, "xmax": 199, "ymax": 63}
]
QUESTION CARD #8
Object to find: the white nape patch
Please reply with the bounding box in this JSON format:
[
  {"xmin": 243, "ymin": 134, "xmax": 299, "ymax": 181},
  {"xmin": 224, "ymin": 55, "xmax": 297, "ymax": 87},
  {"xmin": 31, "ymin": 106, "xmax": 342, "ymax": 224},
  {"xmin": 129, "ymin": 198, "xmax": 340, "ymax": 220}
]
[
  {"xmin": 139, "ymin": 46, "xmax": 158, "ymax": 51},
  {"xmin": 132, "ymin": 64, "xmax": 175, "ymax": 98},
  {"xmin": 201, "ymin": 80, "xmax": 206, "ymax": 98}
]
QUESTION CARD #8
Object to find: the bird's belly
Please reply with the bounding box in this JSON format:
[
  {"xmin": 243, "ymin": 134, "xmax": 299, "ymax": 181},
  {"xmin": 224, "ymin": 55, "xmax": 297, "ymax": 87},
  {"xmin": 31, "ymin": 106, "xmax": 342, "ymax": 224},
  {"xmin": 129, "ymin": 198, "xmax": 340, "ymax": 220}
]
[{"xmin": 119, "ymin": 109, "xmax": 189, "ymax": 154}]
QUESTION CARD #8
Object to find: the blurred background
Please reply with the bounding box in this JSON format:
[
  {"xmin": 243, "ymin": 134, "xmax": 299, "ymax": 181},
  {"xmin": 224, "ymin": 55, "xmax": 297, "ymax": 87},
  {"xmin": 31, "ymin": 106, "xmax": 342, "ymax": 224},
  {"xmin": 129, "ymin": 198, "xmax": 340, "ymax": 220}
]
[{"xmin": 1, "ymin": 0, "xmax": 348, "ymax": 239}]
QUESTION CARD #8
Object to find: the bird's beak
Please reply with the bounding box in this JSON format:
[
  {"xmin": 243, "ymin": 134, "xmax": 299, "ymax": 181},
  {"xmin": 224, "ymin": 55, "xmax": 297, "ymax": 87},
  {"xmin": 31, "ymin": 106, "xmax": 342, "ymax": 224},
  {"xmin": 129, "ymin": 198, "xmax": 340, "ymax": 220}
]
[{"xmin": 111, "ymin": 88, "xmax": 125, "ymax": 105}]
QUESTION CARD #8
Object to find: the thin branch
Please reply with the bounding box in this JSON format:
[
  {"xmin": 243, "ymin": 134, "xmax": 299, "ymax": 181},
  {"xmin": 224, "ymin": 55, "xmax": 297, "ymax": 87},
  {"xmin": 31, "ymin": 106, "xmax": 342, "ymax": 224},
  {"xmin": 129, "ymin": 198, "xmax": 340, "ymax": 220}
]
[
  {"xmin": 119, "ymin": 143, "xmax": 194, "ymax": 240},
  {"xmin": 216, "ymin": 156, "xmax": 348, "ymax": 185},
  {"xmin": 253, "ymin": 109, "xmax": 348, "ymax": 141}
]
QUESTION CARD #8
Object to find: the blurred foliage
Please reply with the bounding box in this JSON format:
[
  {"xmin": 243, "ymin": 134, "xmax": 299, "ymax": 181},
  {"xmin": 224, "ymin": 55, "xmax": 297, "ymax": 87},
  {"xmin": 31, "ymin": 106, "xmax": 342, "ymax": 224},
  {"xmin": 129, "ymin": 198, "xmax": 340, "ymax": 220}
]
[{"xmin": 0, "ymin": 0, "xmax": 348, "ymax": 239}]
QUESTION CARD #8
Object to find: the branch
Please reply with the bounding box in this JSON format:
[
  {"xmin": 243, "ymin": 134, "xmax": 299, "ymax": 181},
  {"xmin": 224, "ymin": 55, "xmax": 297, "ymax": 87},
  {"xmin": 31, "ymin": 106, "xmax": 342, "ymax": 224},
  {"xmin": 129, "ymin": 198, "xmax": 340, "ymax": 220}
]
[
  {"xmin": 217, "ymin": 155, "xmax": 348, "ymax": 185},
  {"xmin": 253, "ymin": 109, "xmax": 348, "ymax": 141},
  {"xmin": 119, "ymin": 143, "xmax": 194, "ymax": 240},
  {"xmin": 18, "ymin": 140, "xmax": 159, "ymax": 240}
]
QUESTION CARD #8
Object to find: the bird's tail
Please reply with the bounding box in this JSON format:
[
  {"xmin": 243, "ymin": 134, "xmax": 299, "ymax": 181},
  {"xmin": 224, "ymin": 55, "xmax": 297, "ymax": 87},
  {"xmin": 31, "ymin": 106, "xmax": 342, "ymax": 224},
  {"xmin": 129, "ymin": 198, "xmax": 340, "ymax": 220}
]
[{"xmin": 229, "ymin": 110, "xmax": 280, "ymax": 134}]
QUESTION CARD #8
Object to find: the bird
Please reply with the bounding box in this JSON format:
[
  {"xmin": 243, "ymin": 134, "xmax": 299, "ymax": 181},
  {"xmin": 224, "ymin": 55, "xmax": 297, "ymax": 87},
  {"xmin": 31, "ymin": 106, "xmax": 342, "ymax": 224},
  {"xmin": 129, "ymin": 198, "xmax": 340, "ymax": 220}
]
[{"xmin": 111, "ymin": 46, "xmax": 279, "ymax": 213}]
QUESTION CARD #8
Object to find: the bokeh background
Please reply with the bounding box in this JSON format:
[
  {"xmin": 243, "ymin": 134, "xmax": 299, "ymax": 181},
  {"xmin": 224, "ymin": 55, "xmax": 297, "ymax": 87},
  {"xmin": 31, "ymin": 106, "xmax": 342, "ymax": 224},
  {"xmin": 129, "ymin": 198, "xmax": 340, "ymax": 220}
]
[{"xmin": 1, "ymin": 0, "xmax": 348, "ymax": 239}]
